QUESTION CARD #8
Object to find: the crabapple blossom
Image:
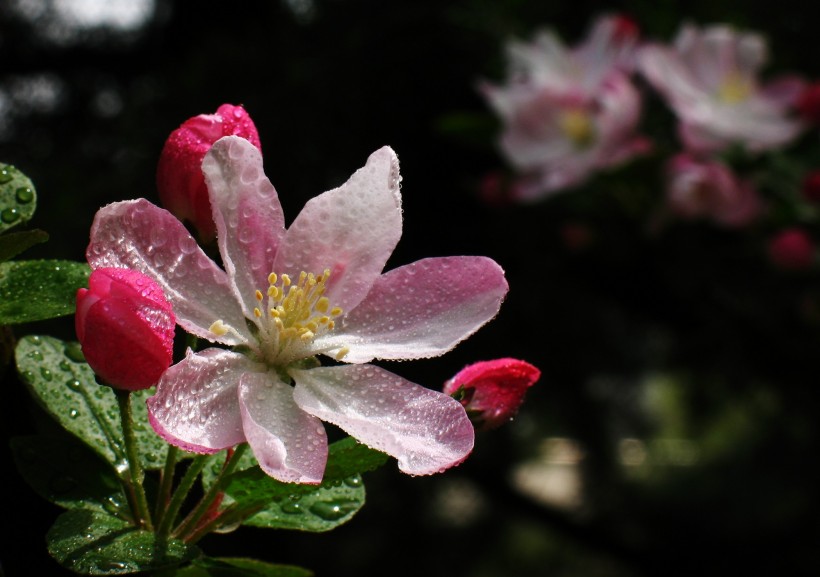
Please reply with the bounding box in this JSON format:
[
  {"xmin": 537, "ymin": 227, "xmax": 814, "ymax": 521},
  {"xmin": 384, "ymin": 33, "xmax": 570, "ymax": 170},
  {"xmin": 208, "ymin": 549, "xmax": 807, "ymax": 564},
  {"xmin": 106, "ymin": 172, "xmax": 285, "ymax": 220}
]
[
  {"xmin": 443, "ymin": 358, "xmax": 540, "ymax": 430},
  {"xmin": 86, "ymin": 136, "xmax": 508, "ymax": 484},
  {"xmin": 75, "ymin": 267, "xmax": 175, "ymax": 390},
  {"xmin": 480, "ymin": 14, "xmax": 649, "ymax": 200},
  {"xmin": 156, "ymin": 103, "xmax": 261, "ymax": 242},
  {"xmin": 638, "ymin": 24, "xmax": 805, "ymax": 153},
  {"xmin": 664, "ymin": 153, "xmax": 762, "ymax": 228}
]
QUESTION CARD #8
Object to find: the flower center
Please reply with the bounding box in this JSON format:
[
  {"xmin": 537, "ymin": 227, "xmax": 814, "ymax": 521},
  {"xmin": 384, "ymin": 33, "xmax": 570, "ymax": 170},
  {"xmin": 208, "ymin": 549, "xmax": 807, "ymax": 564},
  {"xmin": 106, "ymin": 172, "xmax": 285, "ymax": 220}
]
[
  {"xmin": 559, "ymin": 108, "xmax": 595, "ymax": 148},
  {"xmin": 717, "ymin": 73, "xmax": 752, "ymax": 104},
  {"xmin": 211, "ymin": 269, "xmax": 349, "ymax": 365}
]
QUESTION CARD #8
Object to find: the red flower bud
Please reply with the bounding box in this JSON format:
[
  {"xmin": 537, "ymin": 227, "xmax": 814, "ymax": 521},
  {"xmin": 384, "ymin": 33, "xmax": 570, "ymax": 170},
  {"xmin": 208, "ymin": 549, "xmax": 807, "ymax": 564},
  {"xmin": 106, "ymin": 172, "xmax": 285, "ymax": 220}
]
[
  {"xmin": 801, "ymin": 170, "xmax": 820, "ymax": 203},
  {"xmin": 797, "ymin": 83, "xmax": 820, "ymax": 126},
  {"xmin": 156, "ymin": 103, "xmax": 261, "ymax": 242},
  {"xmin": 767, "ymin": 228, "xmax": 815, "ymax": 271},
  {"xmin": 443, "ymin": 358, "xmax": 540, "ymax": 430},
  {"xmin": 76, "ymin": 268, "xmax": 176, "ymax": 390}
]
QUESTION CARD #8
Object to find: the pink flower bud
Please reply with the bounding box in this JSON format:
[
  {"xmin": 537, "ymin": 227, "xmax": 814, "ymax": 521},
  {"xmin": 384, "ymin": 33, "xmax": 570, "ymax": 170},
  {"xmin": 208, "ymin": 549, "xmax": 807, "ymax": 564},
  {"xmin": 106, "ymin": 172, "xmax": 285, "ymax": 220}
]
[
  {"xmin": 443, "ymin": 358, "xmax": 541, "ymax": 430},
  {"xmin": 767, "ymin": 228, "xmax": 815, "ymax": 271},
  {"xmin": 797, "ymin": 83, "xmax": 820, "ymax": 126},
  {"xmin": 156, "ymin": 104, "xmax": 261, "ymax": 242},
  {"xmin": 76, "ymin": 268, "xmax": 176, "ymax": 390}
]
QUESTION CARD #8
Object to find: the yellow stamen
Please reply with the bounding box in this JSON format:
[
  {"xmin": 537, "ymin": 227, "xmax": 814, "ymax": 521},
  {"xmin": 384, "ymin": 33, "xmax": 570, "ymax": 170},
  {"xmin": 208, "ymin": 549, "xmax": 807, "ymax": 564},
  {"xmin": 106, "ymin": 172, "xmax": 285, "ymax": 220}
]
[
  {"xmin": 209, "ymin": 320, "xmax": 229, "ymax": 336},
  {"xmin": 559, "ymin": 109, "xmax": 594, "ymax": 148}
]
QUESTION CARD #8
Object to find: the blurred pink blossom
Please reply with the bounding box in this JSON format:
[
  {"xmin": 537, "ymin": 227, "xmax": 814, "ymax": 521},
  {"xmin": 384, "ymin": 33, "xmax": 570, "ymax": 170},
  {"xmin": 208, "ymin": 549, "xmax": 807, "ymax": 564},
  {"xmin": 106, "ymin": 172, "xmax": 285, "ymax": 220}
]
[
  {"xmin": 797, "ymin": 82, "xmax": 820, "ymax": 126},
  {"xmin": 768, "ymin": 228, "xmax": 815, "ymax": 270},
  {"xmin": 664, "ymin": 153, "xmax": 763, "ymax": 227},
  {"xmin": 801, "ymin": 170, "xmax": 820, "ymax": 203},
  {"xmin": 639, "ymin": 24, "xmax": 806, "ymax": 154},
  {"xmin": 480, "ymin": 14, "xmax": 650, "ymax": 200}
]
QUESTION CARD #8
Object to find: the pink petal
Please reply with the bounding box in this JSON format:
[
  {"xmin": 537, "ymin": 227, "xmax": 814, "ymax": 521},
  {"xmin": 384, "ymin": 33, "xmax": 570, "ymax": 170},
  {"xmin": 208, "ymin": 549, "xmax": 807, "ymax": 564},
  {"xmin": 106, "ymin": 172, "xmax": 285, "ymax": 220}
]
[
  {"xmin": 203, "ymin": 136, "xmax": 286, "ymax": 320},
  {"xmin": 291, "ymin": 364, "xmax": 474, "ymax": 475},
  {"xmin": 319, "ymin": 256, "xmax": 508, "ymax": 363},
  {"xmin": 86, "ymin": 199, "xmax": 252, "ymax": 345},
  {"xmin": 272, "ymin": 146, "xmax": 402, "ymax": 313},
  {"xmin": 237, "ymin": 371, "xmax": 328, "ymax": 484},
  {"xmin": 147, "ymin": 348, "xmax": 261, "ymax": 453}
]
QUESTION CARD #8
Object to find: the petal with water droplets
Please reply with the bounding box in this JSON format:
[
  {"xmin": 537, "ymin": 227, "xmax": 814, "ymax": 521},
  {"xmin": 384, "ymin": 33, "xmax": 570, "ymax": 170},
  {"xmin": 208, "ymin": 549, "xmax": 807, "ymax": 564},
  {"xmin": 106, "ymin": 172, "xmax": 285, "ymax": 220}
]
[
  {"xmin": 87, "ymin": 199, "xmax": 251, "ymax": 345},
  {"xmin": 273, "ymin": 146, "xmax": 402, "ymax": 313},
  {"xmin": 292, "ymin": 364, "xmax": 474, "ymax": 476},
  {"xmin": 319, "ymin": 256, "xmax": 508, "ymax": 362},
  {"xmin": 147, "ymin": 348, "xmax": 260, "ymax": 453},
  {"xmin": 238, "ymin": 371, "xmax": 327, "ymax": 484},
  {"xmin": 204, "ymin": 136, "xmax": 286, "ymax": 319}
]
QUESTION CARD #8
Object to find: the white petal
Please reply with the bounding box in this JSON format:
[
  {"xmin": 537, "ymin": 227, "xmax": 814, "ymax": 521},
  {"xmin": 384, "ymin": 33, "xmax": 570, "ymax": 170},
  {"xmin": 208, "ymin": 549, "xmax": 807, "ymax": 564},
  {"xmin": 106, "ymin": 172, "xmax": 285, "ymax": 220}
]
[
  {"xmin": 272, "ymin": 146, "xmax": 402, "ymax": 313},
  {"xmin": 238, "ymin": 371, "xmax": 327, "ymax": 484},
  {"xmin": 204, "ymin": 136, "xmax": 286, "ymax": 320},
  {"xmin": 87, "ymin": 199, "xmax": 252, "ymax": 345},
  {"xmin": 147, "ymin": 348, "xmax": 260, "ymax": 452},
  {"xmin": 292, "ymin": 365, "xmax": 474, "ymax": 476},
  {"xmin": 318, "ymin": 256, "xmax": 507, "ymax": 363}
]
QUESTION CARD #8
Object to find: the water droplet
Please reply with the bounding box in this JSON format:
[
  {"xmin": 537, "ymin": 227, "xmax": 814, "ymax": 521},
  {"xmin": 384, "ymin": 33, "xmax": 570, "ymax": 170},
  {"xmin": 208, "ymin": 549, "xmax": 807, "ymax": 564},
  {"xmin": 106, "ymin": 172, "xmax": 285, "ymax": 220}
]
[
  {"xmin": 0, "ymin": 167, "xmax": 13, "ymax": 184},
  {"xmin": 65, "ymin": 379, "xmax": 82, "ymax": 390},
  {"xmin": 58, "ymin": 360, "xmax": 71, "ymax": 371},
  {"xmin": 0, "ymin": 208, "xmax": 20, "ymax": 223},
  {"xmin": 69, "ymin": 409, "xmax": 79, "ymax": 418},
  {"xmin": 309, "ymin": 499, "xmax": 358, "ymax": 521},
  {"xmin": 15, "ymin": 187, "xmax": 34, "ymax": 203},
  {"xmin": 40, "ymin": 367, "xmax": 53, "ymax": 381},
  {"xmin": 27, "ymin": 350, "xmax": 44, "ymax": 361},
  {"xmin": 64, "ymin": 342, "xmax": 85, "ymax": 362},
  {"xmin": 343, "ymin": 475, "xmax": 362, "ymax": 488},
  {"xmin": 281, "ymin": 501, "xmax": 303, "ymax": 514}
]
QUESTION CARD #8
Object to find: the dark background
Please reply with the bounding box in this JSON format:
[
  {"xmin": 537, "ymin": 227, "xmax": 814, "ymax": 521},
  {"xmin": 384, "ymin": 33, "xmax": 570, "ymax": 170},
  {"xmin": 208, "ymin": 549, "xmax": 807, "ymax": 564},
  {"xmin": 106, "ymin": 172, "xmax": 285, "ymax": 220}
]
[{"xmin": 3, "ymin": 1, "xmax": 820, "ymax": 575}]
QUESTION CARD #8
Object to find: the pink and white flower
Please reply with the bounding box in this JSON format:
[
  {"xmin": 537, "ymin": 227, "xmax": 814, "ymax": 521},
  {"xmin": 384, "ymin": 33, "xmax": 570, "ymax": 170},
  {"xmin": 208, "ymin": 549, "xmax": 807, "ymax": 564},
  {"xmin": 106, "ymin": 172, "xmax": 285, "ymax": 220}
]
[
  {"xmin": 481, "ymin": 14, "xmax": 649, "ymax": 200},
  {"xmin": 638, "ymin": 24, "xmax": 806, "ymax": 153},
  {"xmin": 86, "ymin": 136, "xmax": 508, "ymax": 484},
  {"xmin": 664, "ymin": 153, "xmax": 762, "ymax": 227}
]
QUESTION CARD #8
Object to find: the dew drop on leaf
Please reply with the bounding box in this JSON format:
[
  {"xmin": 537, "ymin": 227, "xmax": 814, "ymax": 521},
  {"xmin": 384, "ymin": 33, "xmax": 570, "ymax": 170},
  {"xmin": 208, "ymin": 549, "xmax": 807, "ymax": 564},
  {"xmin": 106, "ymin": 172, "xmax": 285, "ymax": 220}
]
[
  {"xmin": 15, "ymin": 187, "xmax": 34, "ymax": 203},
  {"xmin": 309, "ymin": 499, "xmax": 358, "ymax": 521}
]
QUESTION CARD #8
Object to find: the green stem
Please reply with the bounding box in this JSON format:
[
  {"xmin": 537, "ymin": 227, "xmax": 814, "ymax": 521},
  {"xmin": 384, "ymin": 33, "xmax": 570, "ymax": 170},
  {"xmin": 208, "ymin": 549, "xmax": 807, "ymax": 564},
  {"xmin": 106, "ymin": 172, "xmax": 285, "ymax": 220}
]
[
  {"xmin": 186, "ymin": 501, "xmax": 264, "ymax": 545},
  {"xmin": 156, "ymin": 454, "xmax": 209, "ymax": 539},
  {"xmin": 154, "ymin": 445, "xmax": 179, "ymax": 525},
  {"xmin": 175, "ymin": 444, "xmax": 248, "ymax": 541},
  {"xmin": 115, "ymin": 389, "xmax": 153, "ymax": 530}
]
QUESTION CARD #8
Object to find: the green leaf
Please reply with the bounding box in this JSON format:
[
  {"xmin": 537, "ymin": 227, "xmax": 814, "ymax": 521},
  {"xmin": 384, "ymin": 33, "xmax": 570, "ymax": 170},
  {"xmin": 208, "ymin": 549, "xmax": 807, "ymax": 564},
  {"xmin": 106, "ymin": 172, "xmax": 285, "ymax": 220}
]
[
  {"xmin": 244, "ymin": 475, "xmax": 365, "ymax": 532},
  {"xmin": 0, "ymin": 163, "xmax": 37, "ymax": 233},
  {"xmin": 322, "ymin": 436, "xmax": 389, "ymax": 480},
  {"xmin": 0, "ymin": 229, "xmax": 48, "ymax": 262},
  {"xmin": 10, "ymin": 434, "xmax": 129, "ymax": 518},
  {"xmin": 0, "ymin": 259, "xmax": 90, "ymax": 324},
  {"xmin": 162, "ymin": 557, "xmax": 313, "ymax": 577},
  {"xmin": 47, "ymin": 509, "xmax": 199, "ymax": 575},
  {"xmin": 220, "ymin": 437, "xmax": 386, "ymax": 531},
  {"xmin": 15, "ymin": 335, "xmax": 171, "ymax": 472}
]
